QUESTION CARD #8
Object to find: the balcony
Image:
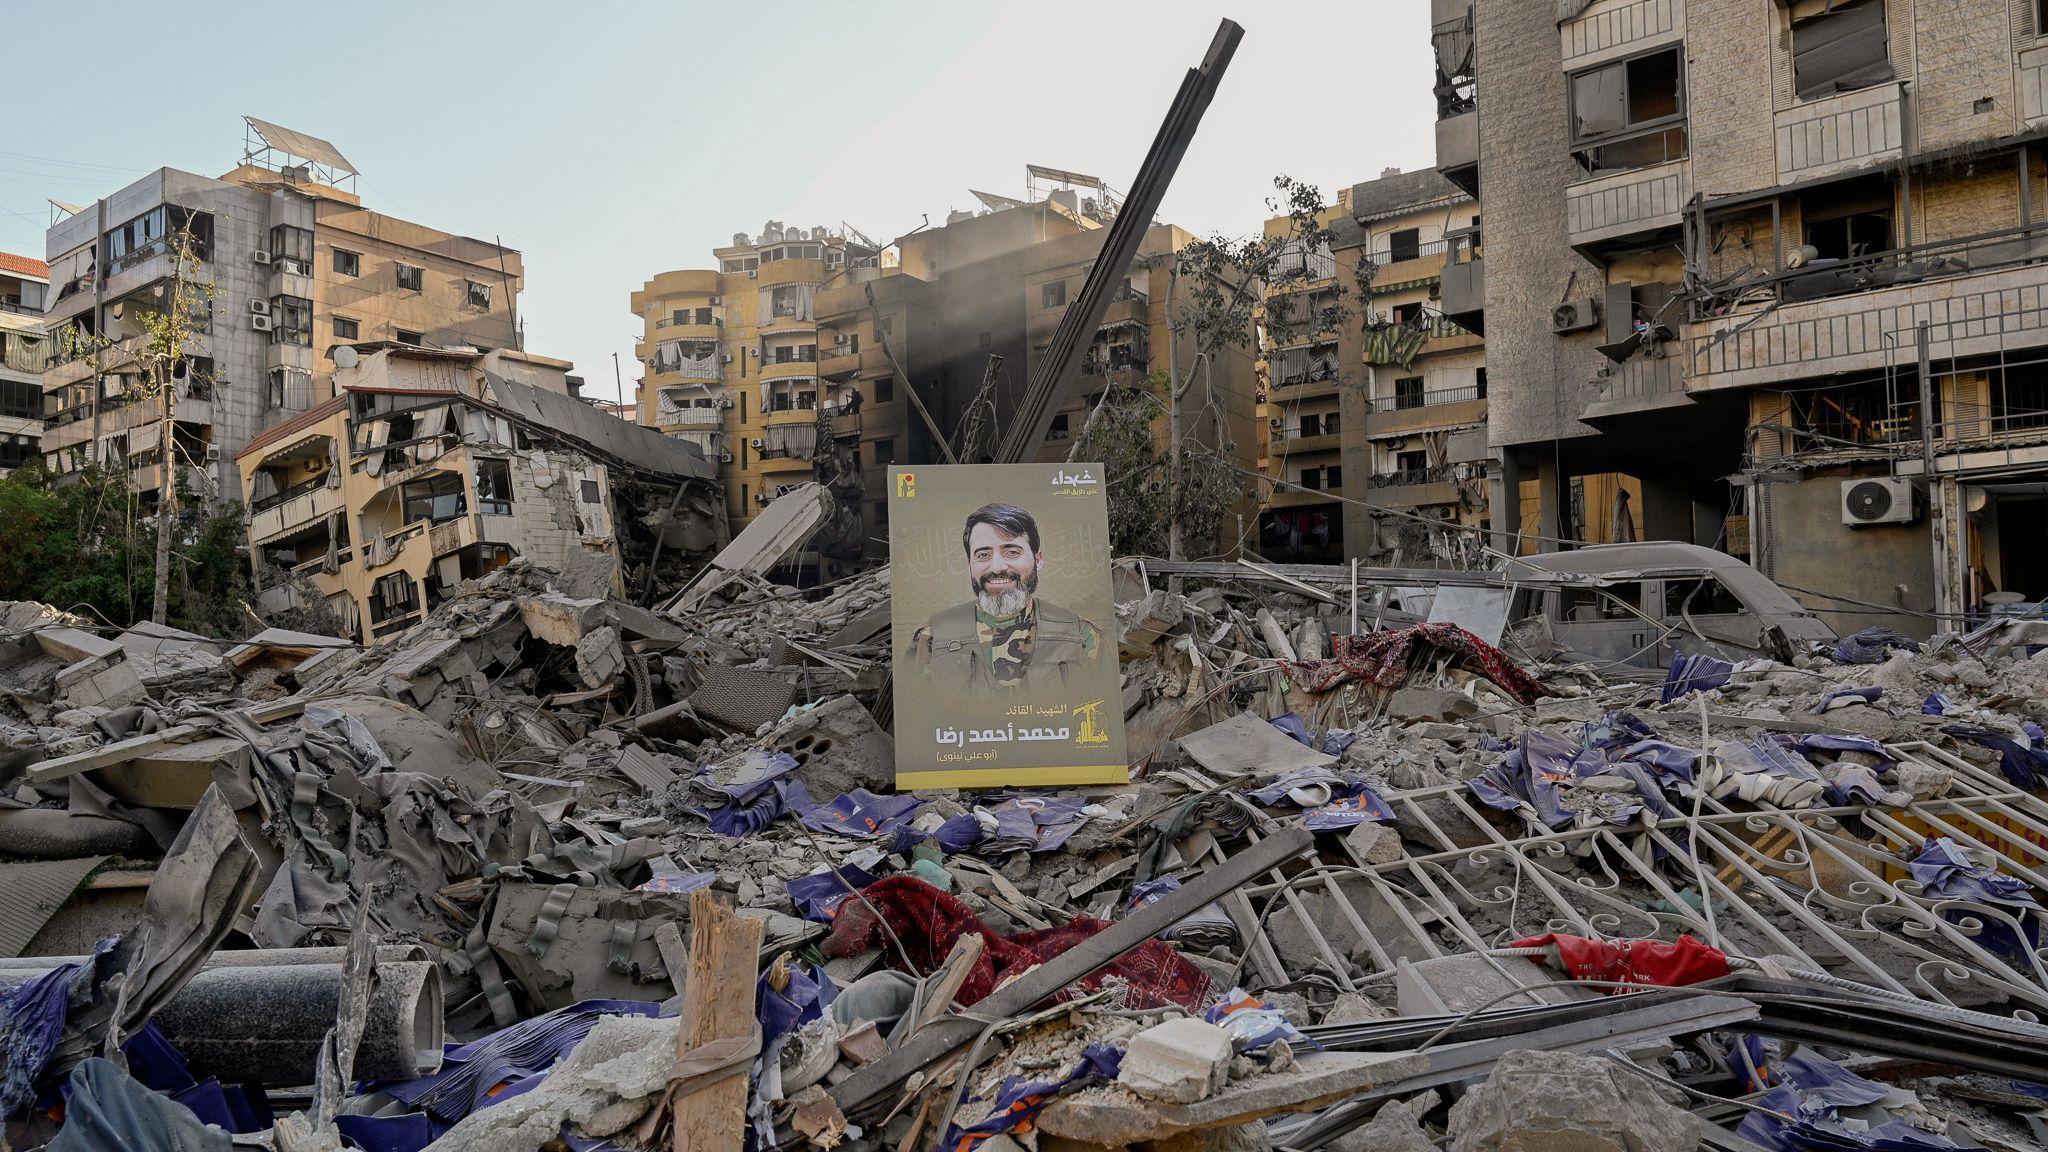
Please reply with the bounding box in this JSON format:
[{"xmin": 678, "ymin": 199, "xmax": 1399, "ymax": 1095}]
[
  {"xmin": 1267, "ymin": 425, "xmax": 1343, "ymax": 456},
  {"xmin": 1687, "ymin": 224, "xmax": 2048, "ymax": 393},
  {"xmin": 1364, "ymin": 386, "xmax": 1486, "ymax": 438},
  {"xmin": 1268, "ymin": 483, "xmax": 1343, "ymax": 509},
  {"xmin": 1435, "ymin": 112, "xmax": 1478, "ymax": 196},
  {"xmin": 1774, "ymin": 83, "xmax": 1904, "ymax": 184},
  {"xmin": 656, "ymin": 402, "xmax": 725, "ymax": 429},
  {"xmin": 819, "ymin": 348, "xmax": 860, "ymax": 378},
  {"xmin": 762, "ymin": 405, "xmax": 820, "ymax": 428},
  {"xmin": 1580, "ymin": 351, "xmax": 1690, "ymax": 423},
  {"xmin": 247, "ymin": 482, "xmax": 342, "ymax": 545},
  {"xmin": 1369, "ymin": 469, "xmax": 1461, "ymax": 509},
  {"xmin": 1565, "ymin": 155, "xmax": 1690, "ymax": 248},
  {"xmin": 1559, "ymin": 0, "xmax": 1682, "ymax": 70},
  {"xmin": 1439, "ymin": 230, "xmax": 1483, "ymax": 335},
  {"xmin": 758, "ymin": 359, "xmax": 820, "ymax": 382}
]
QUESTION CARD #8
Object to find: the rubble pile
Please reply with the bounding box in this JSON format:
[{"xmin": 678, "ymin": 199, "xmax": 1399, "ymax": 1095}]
[{"xmin": 8, "ymin": 555, "xmax": 2048, "ymax": 1152}]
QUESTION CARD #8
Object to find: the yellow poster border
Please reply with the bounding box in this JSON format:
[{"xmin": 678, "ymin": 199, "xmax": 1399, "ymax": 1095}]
[{"xmin": 898, "ymin": 765, "xmax": 1128, "ymax": 790}]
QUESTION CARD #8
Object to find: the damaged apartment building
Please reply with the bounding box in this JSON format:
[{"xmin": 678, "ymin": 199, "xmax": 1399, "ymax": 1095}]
[
  {"xmin": 1449, "ymin": 0, "xmax": 2048, "ymax": 634},
  {"xmin": 236, "ymin": 344, "xmax": 723, "ymax": 642},
  {"xmin": 1257, "ymin": 171, "xmax": 1494, "ymax": 566},
  {"xmin": 38, "ymin": 118, "xmax": 526, "ymax": 504},
  {"xmin": 633, "ymin": 169, "xmax": 1262, "ymax": 577},
  {"xmin": 0, "ymin": 251, "xmax": 51, "ymax": 474}
]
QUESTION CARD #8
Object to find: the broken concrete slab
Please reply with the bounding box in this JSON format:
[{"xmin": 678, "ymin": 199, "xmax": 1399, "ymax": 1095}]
[
  {"xmin": 765, "ymin": 695, "xmax": 893, "ymax": 797},
  {"xmin": 1446, "ymin": 1049, "xmax": 1697, "ymax": 1152},
  {"xmin": 1041, "ymin": 1051, "xmax": 1430, "ymax": 1147},
  {"xmin": 1180, "ymin": 712, "xmax": 1336, "ymax": 777},
  {"xmin": 1118, "ymin": 1017, "xmax": 1234, "ymax": 1103}
]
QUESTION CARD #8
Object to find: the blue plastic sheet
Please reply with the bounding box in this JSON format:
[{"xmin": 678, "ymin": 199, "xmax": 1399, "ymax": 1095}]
[
  {"xmin": 1469, "ymin": 731, "xmax": 1585, "ymax": 829},
  {"xmin": 1662, "ymin": 652, "xmax": 1735, "ymax": 703},
  {"xmin": 785, "ymin": 865, "xmax": 878, "ymax": 922},
  {"xmin": 937, "ymin": 1044, "xmax": 1123, "ymax": 1152},
  {"xmin": 795, "ymin": 789, "xmax": 923, "ymax": 843},
  {"xmin": 0, "ymin": 961, "xmax": 82, "ymax": 1117},
  {"xmin": 1834, "ymin": 627, "xmax": 1919, "ymax": 665},
  {"xmin": 1941, "ymin": 725, "xmax": 2048, "ymax": 789},
  {"xmin": 1811, "ymin": 687, "xmax": 1882, "ymax": 714},
  {"xmin": 379, "ymin": 999, "xmax": 665, "ymax": 1124}
]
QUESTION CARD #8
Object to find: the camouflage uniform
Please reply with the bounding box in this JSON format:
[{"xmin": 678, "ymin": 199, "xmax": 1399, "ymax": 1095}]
[{"xmin": 905, "ymin": 598, "xmax": 1101, "ymax": 693}]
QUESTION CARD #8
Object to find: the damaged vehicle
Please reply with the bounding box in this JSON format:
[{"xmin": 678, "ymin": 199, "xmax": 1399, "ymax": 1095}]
[{"xmin": 1500, "ymin": 541, "xmax": 1838, "ymax": 669}]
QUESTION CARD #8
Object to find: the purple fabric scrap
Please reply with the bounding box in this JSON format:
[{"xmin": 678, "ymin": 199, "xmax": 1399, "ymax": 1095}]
[{"xmin": 795, "ymin": 789, "xmax": 924, "ymax": 841}]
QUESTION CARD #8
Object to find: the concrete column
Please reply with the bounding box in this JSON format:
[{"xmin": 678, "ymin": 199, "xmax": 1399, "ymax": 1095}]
[
  {"xmin": 1535, "ymin": 449, "xmax": 1566, "ymax": 550},
  {"xmin": 1637, "ymin": 476, "xmax": 1693, "ymax": 543},
  {"xmin": 1489, "ymin": 448, "xmax": 1520, "ymax": 555}
]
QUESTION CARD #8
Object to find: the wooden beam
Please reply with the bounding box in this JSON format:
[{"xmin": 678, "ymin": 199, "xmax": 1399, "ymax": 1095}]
[{"xmin": 671, "ymin": 889, "xmax": 764, "ymax": 1152}]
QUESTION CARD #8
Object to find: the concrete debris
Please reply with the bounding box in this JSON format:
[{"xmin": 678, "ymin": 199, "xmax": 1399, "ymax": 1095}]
[
  {"xmin": 14, "ymin": 529, "xmax": 2048, "ymax": 1152},
  {"xmin": 1446, "ymin": 1049, "xmax": 1698, "ymax": 1152},
  {"xmin": 1119, "ymin": 1018, "xmax": 1236, "ymax": 1103}
]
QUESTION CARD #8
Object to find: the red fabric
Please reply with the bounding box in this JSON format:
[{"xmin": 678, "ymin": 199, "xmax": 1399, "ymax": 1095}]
[
  {"xmin": 1285, "ymin": 624, "xmax": 1550, "ymax": 705},
  {"xmin": 822, "ymin": 876, "xmax": 1213, "ymax": 1011},
  {"xmin": 1511, "ymin": 933, "xmax": 1731, "ymax": 990}
]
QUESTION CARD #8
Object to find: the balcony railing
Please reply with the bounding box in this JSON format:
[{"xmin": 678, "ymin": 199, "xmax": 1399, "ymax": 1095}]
[
  {"xmin": 655, "ymin": 315, "xmax": 720, "ymax": 329},
  {"xmin": 250, "ymin": 472, "xmax": 331, "ymax": 513},
  {"xmin": 1366, "ymin": 238, "xmax": 1449, "ymax": 266},
  {"xmin": 1694, "ymin": 220, "xmax": 2048, "ymax": 320},
  {"xmin": 1271, "ymin": 423, "xmax": 1342, "ymax": 441},
  {"xmin": 1368, "ymin": 384, "xmax": 1484, "ymax": 413},
  {"xmin": 1373, "ymin": 467, "xmax": 1440, "ymax": 487}
]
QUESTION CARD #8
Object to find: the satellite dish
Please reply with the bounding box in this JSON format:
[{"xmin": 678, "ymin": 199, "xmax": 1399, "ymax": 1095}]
[
  {"xmin": 332, "ymin": 345, "xmax": 360, "ymax": 369},
  {"xmin": 1786, "ymin": 244, "xmax": 1819, "ymax": 269}
]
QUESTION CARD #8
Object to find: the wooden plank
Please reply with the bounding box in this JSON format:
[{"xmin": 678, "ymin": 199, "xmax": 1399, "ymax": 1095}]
[
  {"xmin": 671, "ymin": 889, "xmax": 763, "ymax": 1152},
  {"xmin": 912, "ymin": 933, "xmax": 985, "ymax": 1032},
  {"xmin": 27, "ymin": 699, "xmax": 306, "ymax": 786}
]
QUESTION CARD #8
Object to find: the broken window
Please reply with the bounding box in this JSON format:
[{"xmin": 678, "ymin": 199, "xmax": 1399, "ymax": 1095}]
[
  {"xmin": 0, "ymin": 379, "xmax": 40, "ymax": 420},
  {"xmin": 1476, "ymin": 367, "xmax": 1488, "ymax": 398},
  {"xmin": 1564, "ymin": 581, "xmax": 1643, "ymax": 621},
  {"xmin": 1300, "ymin": 413, "xmax": 1323, "ymax": 437},
  {"xmin": 402, "ymin": 472, "xmax": 467, "ymax": 525},
  {"xmin": 1395, "ymin": 377, "xmax": 1425, "ymax": 410},
  {"xmin": 333, "ymin": 249, "xmax": 360, "ymax": 277},
  {"xmin": 333, "ymin": 316, "xmax": 359, "ymax": 340},
  {"xmin": 1049, "ymin": 412, "xmax": 1070, "ymax": 440},
  {"xmin": 370, "ymin": 572, "xmax": 419, "ymax": 625},
  {"xmin": 1387, "ymin": 229, "xmax": 1421, "ymax": 262},
  {"xmin": 270, "ymin": 225, "xmax": 314, "ymax": 272},
  {"xmin": 396, "ymin": 329, "xmax": 424, "ymax": 347},
  {"xmin": 1326, "ymin": 465, "xmax": 1342, "ymax": 489},
  {"xmin": 873, "ymin": 437, "xmax": 895, "ymax": 465},
  {"xmin": 875, "ymin": 378, "xmax": 894, "ymax": 403},
  {"xmin": 1569, "ymin": 46, "xmax": 1687, "ymax": 173},
  {"xmin": 580, "ymin": 478, "xmax": 601, "ymax": 504},
  {"xmin": 267, "ymin": 367, "xmax": 312, "ymax": 411},
  {"xmin": 1793, "ymin": 0, "xmax": 1893, "ymax": 101},
  {"xmin": 1804, "ymin": 207, "xmax": 1893, "ymax": 261},
  {"xmin": 1299, "ymin": 467, "xmax": 1323, "ymax": 490},
  {"xmin": 1043, "ymin": 280, "xmax": 1068, "ymax": 309},
  {"xmin": 1396, "ymin": 449, "xmax": 1428, "ymax": 474},
  {"xmin": 465, "ymin": 280, "xmax": 493, "ymax": 310},
  {"xmin": 475, "ymin": 458, "xmax": 513, "ymax": 515},
  {"xmin": 1664, "ymin": 577, "xmax": 1746, "ymax": 618},
  {"xmin": 271, "ymin": 295, "xmax": 312, "ymax": 346},
  {"xmin": 395, "ymin": 263, "xmax": 424, "ymax": 291}
]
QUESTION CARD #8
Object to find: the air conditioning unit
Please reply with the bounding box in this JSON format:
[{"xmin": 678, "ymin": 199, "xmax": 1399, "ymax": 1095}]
[
  {"xmin": 250, "ymin": 315, "xmax": 274, "ymax": 332},
  {"xmin": 249, "ymin": 298, "xmax": 271, "ymax": 316},
  {"xmin": 749, "ymin": 437, "xmax": 765, "ymax": 448},
  {"xmin": 717, "ymin": 395, "xmax": 735, "ymax": 409},
  {"xmin": 204, "ymin": 446, "xmax": 220, "ymax": 463},
  {"xmin": 721, "ymin": 354, "xmax": 734, "ymax": 364},
  {"xmin": 834, "ymin": 333, "xmax": 849, "ymax": 345},
  {"xmin": 718, "ymin": 451, "xmax": 733, "ymax": 463},
  {"xmin": 251, "ymin": 250, "xmax": 272, "ymax": 266},
  {"xmin": 747, "ymin": 270, "xmax": 758, "ymax": 279},
  {"xmin": 708, "ymin": 296, "xmax": 720, "ymax": 305},
  {"xmin": 1549, "ymin": 298, "xmax": 1602, "ymax": 334},
  {"xmin": 1841, "ymin": 477, "xmax": 1915, "ymax": 526},
  {"xmin": 1269, "ymin": 417, "xmax": 1284, "ymax": 428}
]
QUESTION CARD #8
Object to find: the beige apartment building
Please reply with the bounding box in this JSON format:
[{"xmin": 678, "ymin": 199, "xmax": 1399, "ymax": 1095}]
[
  {"xmin": 635, "ymin": 184, "xmax": 1260, "ymax": 574},
  {"xmin": 40, "ymin": 119, "xmax": 524, "ymax": 503},
  {"xmin": 0, "ymin": 253, "xmax": 51, "ymax": 474},
  {"xmin": 1448, "ymin": 0, "xmax": 2048, "ymax": 633},
  {"xmin": 1257, "ymin": 172, "xmax": 1494, "ymax": 566},
  {"xmin": 237, "ymin": 345, "xmax": 721, "ymax": 642}
]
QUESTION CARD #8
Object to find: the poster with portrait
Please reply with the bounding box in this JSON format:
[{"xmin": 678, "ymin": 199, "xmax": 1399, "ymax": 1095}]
[{"xmin": 887, "ymin": 463, "xmax": 1128, "ymax": 790}]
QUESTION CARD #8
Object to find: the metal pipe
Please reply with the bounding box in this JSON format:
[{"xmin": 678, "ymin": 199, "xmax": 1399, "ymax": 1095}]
[{"xmin": 0, "ymin": 960, "xmax": 443, "ymax": 1084}]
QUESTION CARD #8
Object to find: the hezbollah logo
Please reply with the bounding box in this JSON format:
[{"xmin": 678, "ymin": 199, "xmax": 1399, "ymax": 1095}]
[
  {"xmin": 1073, "ymin": 699, "xmax": 1110, "ymax": 746},
  {"xmin": 896, "ymin": 473, "xmax": 916, "ymax": 499}
]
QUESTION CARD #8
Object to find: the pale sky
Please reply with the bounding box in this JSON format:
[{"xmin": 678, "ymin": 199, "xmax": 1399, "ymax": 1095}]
[{"xmin": 0, "ymin": 1, "xmax": 1434, "ymax": 405}]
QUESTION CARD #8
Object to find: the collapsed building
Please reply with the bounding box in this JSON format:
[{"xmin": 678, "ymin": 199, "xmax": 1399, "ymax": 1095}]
[{"xmin": 237, "ymin": 344, "xmax": 725, "ymax": 642}]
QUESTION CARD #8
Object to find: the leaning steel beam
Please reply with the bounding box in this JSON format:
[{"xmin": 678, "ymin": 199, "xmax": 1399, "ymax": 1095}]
[
  {"xmin": 995, "ymin": 19, "xmax": 1242, "ymax": 463},
  {"xmin": 828, "ymin": 823, "xmax": 1313, "ymax": 1118}
]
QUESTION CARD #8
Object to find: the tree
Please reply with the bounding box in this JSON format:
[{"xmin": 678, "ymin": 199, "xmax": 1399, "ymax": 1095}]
[
  {"xmin": 130, "ymin": 227, "xmax": 216, "ymax": 624},
  {"xmin": 1071, "ymin": 369, "xmax": 1240, "ymax": 559},
  {"xmin": 1156, "ymin": 175, "xmax": 1353, "ymax": 558}
]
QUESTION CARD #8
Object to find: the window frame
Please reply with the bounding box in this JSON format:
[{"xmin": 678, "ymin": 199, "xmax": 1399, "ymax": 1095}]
[
  {"xmin": 332, "ymin": 316, "xmax": 360, "ymax": 340},
  {"xmin": 464, "ymin": 280, "xmax": 493, "ymax": 310},
  {"xmin": 475, "ymin": 457, "xmax": 514, "ymax": 516},
  {"xmin": 1042, "ymin": 280, "xmax": 1068, "ymax": 309},
  {"xmin": 270, "ymin": 294, "xmax": 313, "ymax": 346},
  {"xmin": 333, "ymin": 248, "xmax": 361, "ymax": 277},
  {"xmin": 269, "ymin": 225, "xmax": 315, "ymax": 272},
  {"xmin": 1791, "ymin": 0, "xmax": 1894, "ymax": 103},
  {"xmin": 394, "ymin": 263, "xmax": 424, "ymax": 291},
  {"xmin": 1567, "ymin": 44, "xmax": 1689, "ymax": 174}
]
